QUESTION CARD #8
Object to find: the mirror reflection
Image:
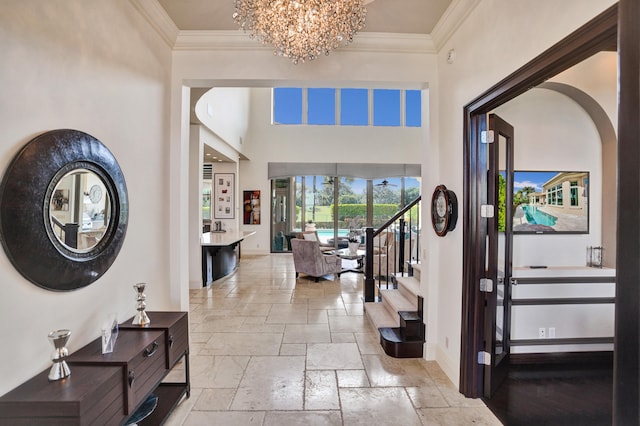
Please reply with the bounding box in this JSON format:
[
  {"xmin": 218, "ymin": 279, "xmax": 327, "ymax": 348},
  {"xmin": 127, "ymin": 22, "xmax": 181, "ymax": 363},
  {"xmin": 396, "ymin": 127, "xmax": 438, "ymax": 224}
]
[{"xmin": 49, "ymin": 168, "xmax": 110, "ymax": 252}]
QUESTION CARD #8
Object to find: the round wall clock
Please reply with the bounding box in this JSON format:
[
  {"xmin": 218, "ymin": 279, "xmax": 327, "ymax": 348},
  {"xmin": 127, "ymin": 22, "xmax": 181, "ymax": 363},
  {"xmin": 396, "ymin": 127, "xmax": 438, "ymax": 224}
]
[
  {"xmin": 431, "ymin": 184, "xmax": 458, "ymax": 237},
  {"xmin": 89, "ymin": 184, "xmax": 102, "ymax": 203}
]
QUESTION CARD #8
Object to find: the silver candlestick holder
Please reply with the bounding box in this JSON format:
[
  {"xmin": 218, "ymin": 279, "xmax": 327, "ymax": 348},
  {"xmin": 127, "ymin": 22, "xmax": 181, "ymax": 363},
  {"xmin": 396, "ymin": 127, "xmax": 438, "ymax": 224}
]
[
  {"xmin": 48, "ymin": 329, "xmax": 71, "ymax": 381},
  {"xmin": 132, "ymin": 282, "xmax": 151, "ymax": 326}
]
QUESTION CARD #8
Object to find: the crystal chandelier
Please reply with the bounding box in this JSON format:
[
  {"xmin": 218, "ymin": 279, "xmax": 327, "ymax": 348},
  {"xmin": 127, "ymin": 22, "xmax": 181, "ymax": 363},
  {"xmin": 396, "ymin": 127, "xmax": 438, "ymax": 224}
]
[{"xmin": 233, "ymin": 0, "xmax": 367, "ymax": 64}]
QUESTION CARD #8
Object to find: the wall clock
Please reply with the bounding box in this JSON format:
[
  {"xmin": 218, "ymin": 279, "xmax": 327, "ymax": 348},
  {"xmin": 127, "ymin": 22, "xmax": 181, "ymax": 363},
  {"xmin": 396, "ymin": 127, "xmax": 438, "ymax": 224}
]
[
  {"xmin": 431, "ymin": 184, "xmax": 458, "ymax": 237},
  {"xmin": 89, "ymin": 184, "xmax": 102, "ymax": 203}
]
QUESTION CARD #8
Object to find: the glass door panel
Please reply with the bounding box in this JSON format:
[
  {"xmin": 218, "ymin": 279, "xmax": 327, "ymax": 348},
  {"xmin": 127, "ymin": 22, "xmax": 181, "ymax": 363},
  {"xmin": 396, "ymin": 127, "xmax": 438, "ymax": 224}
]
[
  {"xmin": 484, "ymin": 113, "xmax": 514, "ymax": 397},
  {"xmin": 271, "ymin": 178, "xmax": 292, "ymax": 252},
  {"xmin": 372, "ymin": 177, "xmax": 402, "ymax": 228},
  {"xmin": 339, "ymin": 177, "xmax": 366, "ymax": 246}
]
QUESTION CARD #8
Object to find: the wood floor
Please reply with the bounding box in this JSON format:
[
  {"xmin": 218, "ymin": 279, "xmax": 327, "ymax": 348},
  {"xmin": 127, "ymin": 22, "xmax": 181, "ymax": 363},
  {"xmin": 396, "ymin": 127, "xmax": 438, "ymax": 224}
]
[{"xmin": 483, "ymin": 359, "xmax": 613, "ymax": 425}]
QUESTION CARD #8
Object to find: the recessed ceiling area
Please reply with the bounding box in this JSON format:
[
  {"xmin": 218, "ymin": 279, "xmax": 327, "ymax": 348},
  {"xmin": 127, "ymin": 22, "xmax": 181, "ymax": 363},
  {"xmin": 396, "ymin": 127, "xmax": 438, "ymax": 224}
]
[
  {"xmin": 203, "ymin": 144, "xmax": 232, "ymax": 163},
  {"xmin": 156, "ymin": 0, "xmax": 453, "ymax": 35}
]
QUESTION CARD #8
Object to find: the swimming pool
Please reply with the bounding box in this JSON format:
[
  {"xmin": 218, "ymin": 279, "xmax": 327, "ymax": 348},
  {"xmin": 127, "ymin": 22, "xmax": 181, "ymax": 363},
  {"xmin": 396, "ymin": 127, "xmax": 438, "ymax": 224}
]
[
  {"xmin": 522, "ymin": 205, "xmax": 557, "ymax": 226},
  {"xmin": 316, "ymin": 229, "xmax": 349, "ymax": 238}
]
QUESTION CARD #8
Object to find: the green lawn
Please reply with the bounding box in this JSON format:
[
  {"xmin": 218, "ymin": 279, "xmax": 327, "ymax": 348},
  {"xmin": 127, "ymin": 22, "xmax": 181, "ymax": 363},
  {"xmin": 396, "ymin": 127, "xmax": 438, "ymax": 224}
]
[{"xmin": 306, "ymin": 205, "xmax": 333, "ymax": 222}]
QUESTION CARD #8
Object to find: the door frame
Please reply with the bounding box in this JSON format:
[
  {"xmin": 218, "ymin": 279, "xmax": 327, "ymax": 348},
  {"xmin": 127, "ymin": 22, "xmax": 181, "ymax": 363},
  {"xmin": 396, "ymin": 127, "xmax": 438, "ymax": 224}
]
[{"xmin": 460, "ymin": 4, "xmax": 618, "ymax": 398}]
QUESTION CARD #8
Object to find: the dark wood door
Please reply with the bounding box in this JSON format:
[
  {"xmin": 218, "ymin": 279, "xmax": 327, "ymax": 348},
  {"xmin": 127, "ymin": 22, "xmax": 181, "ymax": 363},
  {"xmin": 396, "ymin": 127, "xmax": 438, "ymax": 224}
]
[{"xmin": 483, "ymin": 113, "xmax": 514, "ymax": 397}]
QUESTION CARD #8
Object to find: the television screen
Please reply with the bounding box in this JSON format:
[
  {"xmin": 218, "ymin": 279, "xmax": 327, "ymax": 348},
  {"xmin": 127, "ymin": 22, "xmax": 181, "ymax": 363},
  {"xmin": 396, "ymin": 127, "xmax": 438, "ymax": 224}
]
[{"xmin": 499, "ymin": 171, "xmax": 589, "ymax": 234}]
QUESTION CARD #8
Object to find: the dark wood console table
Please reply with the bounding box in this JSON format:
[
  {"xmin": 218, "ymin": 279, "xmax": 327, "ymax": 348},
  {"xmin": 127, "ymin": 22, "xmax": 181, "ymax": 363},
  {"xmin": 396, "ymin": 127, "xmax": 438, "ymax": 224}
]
[{"xmin": 0, "ymin": 311, "xmax": 189, "ymax": 425}]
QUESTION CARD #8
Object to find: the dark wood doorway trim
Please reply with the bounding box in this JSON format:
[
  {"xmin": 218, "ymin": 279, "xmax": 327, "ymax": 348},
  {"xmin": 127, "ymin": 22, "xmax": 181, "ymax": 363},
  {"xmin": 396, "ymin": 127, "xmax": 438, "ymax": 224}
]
[
  {"xmin": 460, "ymin": 4, "xmax": 618, "ymax": 399},
  {"xmin": 614, "ymin": 0, "xmax": 640, "ymax": 423}
]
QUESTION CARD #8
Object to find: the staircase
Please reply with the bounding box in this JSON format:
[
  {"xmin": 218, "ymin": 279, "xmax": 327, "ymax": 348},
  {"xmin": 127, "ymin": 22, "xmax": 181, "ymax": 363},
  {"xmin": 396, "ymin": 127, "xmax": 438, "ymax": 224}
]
[{"xmin": 364, "ymin": 263, "xmax": 425, "ymax": 358}]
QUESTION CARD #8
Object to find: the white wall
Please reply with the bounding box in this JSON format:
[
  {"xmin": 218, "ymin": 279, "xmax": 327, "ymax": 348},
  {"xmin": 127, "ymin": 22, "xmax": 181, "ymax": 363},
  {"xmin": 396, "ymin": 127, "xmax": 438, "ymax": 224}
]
[
  {"xmin": 195, "ymin": 87, "xmax": 251, "ymax": 155},
  {"xmin": 433, "ymin": 0, "xmax": 616, "ymax": 384},
  {"xmin": 495, "ymin": 88, "xmax": 603, "ymax": 267},
  {"xmin": 0, "ymin": 0, "xmax": 172, "ymax": 395},
  {"xmin": 188, "ymin": 126, "xmax": 241, "ymax": 288},
  {"xmin": 239, "ymin": 87, "xmax": 424, "ymax": 254},
  {"xmin": 494, "ymin": 88, "xmax": 615, "ymax": 353}
]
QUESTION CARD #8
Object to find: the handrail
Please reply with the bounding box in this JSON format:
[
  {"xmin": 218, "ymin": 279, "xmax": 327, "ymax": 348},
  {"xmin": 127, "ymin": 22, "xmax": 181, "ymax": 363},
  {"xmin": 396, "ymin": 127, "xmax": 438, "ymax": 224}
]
[
  {"xmin": 371, "ymin": 196, "xmax": 422, "ymax": 238},
  {"xmin": 50, "ymin": 217, "xmax": 79, "ymax": 249},
  {"xmin": 363, "ymin": 196, "xmax": 421, "ymax": 302},
  {"xmin": 511, "ymin": 337, "xmax": 614, "ymax": 346},
  {"xmin": 512, "ymin": 297, "xmax": 615, "ymax": 306},
  {"xmin": 51, "ymin": 216, "xmax": 65, "ymax": 229},
  {"xmin": 511, "ymin": 275, "xmax": 615, "ymax": 285}
]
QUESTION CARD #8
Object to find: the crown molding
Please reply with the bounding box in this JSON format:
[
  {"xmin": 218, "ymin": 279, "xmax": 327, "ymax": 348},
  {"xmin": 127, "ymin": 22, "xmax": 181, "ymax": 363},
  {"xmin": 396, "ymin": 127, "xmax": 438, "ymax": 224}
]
[
  {"xmin": 130, "ymin": 0, "xmax": 179, "ymax": 47},
  {"xmin": 174, "ymin": 30, "xmax": 436, "ymax": 54},
  {"xmin": 431, "ymin": 0, "xmax": 481, "ymax": 51},
  {"xmin": 130, "ymin": 0, "xmax": 455, "ymax": 54}
]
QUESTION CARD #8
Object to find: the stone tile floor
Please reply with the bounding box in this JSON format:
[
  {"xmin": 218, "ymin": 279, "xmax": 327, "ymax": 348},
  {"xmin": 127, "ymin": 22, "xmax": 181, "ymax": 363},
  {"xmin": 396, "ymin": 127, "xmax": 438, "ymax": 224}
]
[{"xmin": 165, "ymin": 254, "xmax": 501, "ymax": 425}]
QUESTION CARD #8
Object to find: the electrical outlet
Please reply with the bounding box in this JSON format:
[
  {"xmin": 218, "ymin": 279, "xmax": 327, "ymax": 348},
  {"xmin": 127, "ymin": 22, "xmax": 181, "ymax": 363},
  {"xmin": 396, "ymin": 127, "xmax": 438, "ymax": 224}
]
[
  {"xmin": 548, "ymin": 327, "xmax": 556, "ymax": 338},
  {"xmin": 538, "ymin": 327, "xmax": 546, "ymax": 338}
]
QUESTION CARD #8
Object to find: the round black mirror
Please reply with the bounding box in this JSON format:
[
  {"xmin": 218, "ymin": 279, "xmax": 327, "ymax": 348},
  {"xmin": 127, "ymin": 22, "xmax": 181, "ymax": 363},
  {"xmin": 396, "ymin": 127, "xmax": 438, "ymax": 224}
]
[
  {"xmin": 46, "ymin": 166, "xmax": 114, "ymax": 256},
  {"xmin": 0, "ymin": 129, "xmax": 128, "ymax": 291}
]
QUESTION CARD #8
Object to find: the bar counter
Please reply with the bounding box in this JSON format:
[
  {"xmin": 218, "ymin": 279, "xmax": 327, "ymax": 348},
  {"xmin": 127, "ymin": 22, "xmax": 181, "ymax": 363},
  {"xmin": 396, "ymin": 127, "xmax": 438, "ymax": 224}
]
[{"xmin": 201, "ymin": 230, "xmax": 255, "ymax": 286}]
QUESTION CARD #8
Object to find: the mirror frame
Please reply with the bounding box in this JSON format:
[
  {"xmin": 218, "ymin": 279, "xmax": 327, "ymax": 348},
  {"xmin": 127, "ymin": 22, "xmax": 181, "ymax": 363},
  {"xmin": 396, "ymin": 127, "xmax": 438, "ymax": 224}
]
[{"xmin": 0, "ymin": 129, "xmax": 128, "ymax": 291}]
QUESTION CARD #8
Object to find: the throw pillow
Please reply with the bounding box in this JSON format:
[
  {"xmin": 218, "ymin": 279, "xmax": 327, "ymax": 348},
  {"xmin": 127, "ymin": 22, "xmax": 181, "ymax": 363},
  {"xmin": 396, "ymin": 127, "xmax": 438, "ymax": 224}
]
[{"xmin": 302, "ymin": 232, "xmax": 317, "ymax": 241}]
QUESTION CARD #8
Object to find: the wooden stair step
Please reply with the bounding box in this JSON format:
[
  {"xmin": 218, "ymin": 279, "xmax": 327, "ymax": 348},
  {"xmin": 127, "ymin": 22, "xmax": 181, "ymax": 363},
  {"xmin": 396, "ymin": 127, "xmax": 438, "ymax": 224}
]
[
  {"xmin": 364, "ymin": 302, "xmax": 398, "ymax": 329},
  {"xmin": 399, "ymin": 311, "xmax": 424, "ymax": 340},
  {"xmin": 379, "ymin": 289, "xmax": 415, "ymax": 319},
  {"xmin": 379, "ymin": 327, "xmax": 424, "ymax": 358},
  {"xmin": 395, "ymin": 276, "xmax": 420, "ymax": 302},
  {"xmin": 409, "ymin": 262, "xmax": 421, "ymax": 280}
]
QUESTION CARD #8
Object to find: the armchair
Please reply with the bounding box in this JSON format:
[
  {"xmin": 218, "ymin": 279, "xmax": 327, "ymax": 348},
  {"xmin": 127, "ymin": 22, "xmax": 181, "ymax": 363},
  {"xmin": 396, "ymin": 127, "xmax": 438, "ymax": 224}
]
[
  {"xmin": 290, "ymin": 238, "xmax": 342, "ymax": 282},
  {"xmin": 296, "ymin": 230, "xmax": 335, "ymax": 252},
  {"xmin": 370, "ymin": 231, "xmax": 418, "ymax": 278},
  {"xmin": 371, "ymin": 236, "xmax": 396, "ymax": 278}
]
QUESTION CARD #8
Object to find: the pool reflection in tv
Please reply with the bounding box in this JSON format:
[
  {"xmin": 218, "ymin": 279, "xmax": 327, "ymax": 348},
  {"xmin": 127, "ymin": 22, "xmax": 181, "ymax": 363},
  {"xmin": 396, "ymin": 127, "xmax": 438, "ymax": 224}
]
[{"xmin": 503, "ymin": 171, "xmax": 589, "ymax": 234}]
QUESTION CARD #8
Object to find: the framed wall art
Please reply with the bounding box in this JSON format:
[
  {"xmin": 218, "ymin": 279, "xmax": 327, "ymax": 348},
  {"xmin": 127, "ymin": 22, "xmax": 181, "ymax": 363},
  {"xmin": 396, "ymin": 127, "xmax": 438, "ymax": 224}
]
[
  {"xmin": 214, "ymin": 173, "xmax": 234, "ymax": 219},
  {"xmin": 243, "ymin": 190, "xmax": 260, "ymax": 224}
]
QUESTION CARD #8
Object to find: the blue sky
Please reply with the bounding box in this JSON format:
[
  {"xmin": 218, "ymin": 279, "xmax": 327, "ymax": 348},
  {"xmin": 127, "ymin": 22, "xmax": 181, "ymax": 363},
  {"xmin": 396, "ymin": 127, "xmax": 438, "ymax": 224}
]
[
  {"xmin": 274, "ymin": 88, "xmax": 421, "ymax": 126},
  {"xmin": 513, "ymin": 171, "xmax": 559, "ymax": 192}
]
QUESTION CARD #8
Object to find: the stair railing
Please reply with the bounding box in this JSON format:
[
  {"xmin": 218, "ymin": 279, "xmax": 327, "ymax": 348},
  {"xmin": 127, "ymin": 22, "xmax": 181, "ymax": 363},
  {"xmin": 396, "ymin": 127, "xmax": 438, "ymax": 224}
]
[{"xmin": 363, "ymin": 196, "xmax": 421, "ymax": 302}]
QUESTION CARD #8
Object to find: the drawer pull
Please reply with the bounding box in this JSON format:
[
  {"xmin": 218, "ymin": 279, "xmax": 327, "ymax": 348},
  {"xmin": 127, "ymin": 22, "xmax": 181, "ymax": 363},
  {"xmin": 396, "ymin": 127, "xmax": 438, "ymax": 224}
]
[
  {"xmin": 144, "ymin": 341, "xmax": 159, "ymax": 357},
  {"xmin": 128, "ymin": 370, "xmax": 135, "ymax": 387},
  {"xmin": 168, "ymin": 335, "xmax": 174, "ymax": 348}
]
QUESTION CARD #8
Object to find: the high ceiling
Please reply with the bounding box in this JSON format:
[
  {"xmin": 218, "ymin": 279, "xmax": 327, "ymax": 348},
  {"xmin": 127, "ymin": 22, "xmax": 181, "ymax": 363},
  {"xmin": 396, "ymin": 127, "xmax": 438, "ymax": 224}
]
[
  {"xmin": 157, "ymin": 0, "xmax": 453, "ymax": 35},
  {"xmin": 158, "ymin": 0, "xmax": 455, "ymax": 163}
]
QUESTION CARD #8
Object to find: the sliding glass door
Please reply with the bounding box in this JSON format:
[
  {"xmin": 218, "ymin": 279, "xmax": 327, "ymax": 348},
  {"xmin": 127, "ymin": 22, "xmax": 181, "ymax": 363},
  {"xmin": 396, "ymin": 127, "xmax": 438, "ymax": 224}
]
[{"xmin": 270, "ymin": 175, "xmax": 420, "ymax": 253}]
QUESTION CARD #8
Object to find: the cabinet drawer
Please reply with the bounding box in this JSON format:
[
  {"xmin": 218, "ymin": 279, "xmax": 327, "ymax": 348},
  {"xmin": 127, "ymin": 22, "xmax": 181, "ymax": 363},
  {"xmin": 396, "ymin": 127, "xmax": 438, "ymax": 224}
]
[
  {"xmin": 127, "ymin": 334, "xmax": 167, "ymax": 413},
  {"xmin": 0, "ymin": 365, "xmax": 125, "ymax": 425},
  {"xmin": 121, "ymin": 311, "xmax": 189, "ymax": 368},
  {"xmin": 166, "ymin": 312, "xmax": 189, "ymax": 367},
  {"xmin": 67, "ymin": 329, "xmax": 167, "ymax": 415}
]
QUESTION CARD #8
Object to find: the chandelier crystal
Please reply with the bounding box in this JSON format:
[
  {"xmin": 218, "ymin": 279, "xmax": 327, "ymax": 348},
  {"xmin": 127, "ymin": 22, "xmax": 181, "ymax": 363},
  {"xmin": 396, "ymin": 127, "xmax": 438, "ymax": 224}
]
[{"xmin": 233, "ymin": 0, "xmax": 367, "ymax": 64}]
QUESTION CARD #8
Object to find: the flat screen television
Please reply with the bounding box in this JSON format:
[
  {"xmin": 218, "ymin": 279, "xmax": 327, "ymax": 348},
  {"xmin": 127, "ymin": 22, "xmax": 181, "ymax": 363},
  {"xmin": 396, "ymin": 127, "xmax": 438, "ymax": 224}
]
[{"xmin": 499, "ymin": 171, "xmax": 589, "ymax": 234}]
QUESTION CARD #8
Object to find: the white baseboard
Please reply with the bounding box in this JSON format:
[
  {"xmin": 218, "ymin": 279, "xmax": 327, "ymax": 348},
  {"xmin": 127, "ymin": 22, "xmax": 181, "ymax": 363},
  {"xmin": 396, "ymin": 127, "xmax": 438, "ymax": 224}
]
[
  {"xmin": 424, "ymin": 341, "xmax": 437, "ymax": 360},
  {"xmin": 241, "ymin": 249, "xmax": 273, "ymax": 256},
  {"xmin": 435, "ymin": 345, "xmax": 460, "ymax": 389}
]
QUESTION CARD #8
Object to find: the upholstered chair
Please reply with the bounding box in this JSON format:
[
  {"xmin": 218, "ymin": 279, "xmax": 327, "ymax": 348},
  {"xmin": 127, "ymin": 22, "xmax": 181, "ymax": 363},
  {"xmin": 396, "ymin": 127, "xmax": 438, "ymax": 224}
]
[
  {"xmin": 296, "ymin": 230, "xmax": 335, "ymax": 251},
  {"xmin": 371, "ymin": 236, "xmax": 396, "ymax": 278},
  {"xmin": 290, "ymin": 238, "xmax": 342, "ymax": 282},
  {"xmin": 370, "ymin": 232, "xmax": 418, "ymax": 278}
]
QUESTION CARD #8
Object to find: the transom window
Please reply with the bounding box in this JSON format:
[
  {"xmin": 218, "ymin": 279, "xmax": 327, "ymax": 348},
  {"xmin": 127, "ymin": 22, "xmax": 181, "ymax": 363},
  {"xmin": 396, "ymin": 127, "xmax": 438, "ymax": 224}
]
[{"xmin": 273, "ymin": 87, "xmax": 422, "ymax": 127}]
